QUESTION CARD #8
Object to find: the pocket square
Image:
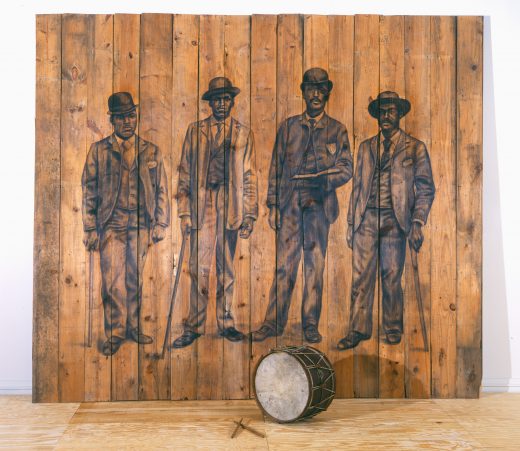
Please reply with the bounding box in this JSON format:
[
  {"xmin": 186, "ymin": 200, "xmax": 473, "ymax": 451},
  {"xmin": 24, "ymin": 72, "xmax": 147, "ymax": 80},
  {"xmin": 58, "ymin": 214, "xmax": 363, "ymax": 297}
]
[
  {"xmin": 326, "ymin": 143, "xmax": 337, "ymax": 155},
  {"xmin": 402, "ymin": 158, "xmax": 413, "ymax": 167},
  {"xmin": 147, "ymin": 161, "xmax": 158, "ymax": 169}
]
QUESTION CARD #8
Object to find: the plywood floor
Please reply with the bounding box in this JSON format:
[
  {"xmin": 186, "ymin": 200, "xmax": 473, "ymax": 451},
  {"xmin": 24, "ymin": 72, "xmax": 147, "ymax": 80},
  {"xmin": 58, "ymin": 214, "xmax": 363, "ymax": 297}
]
[{"xmin": 1, "ymin": 394, "xmax": 519, "ymax": 449}]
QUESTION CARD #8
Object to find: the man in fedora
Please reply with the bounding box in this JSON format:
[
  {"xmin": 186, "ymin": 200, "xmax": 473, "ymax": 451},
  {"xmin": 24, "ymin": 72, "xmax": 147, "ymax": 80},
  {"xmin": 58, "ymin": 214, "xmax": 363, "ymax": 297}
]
[
  {"xmin": 337, "ymin": 91, "xmax": 435, "ymax": 350},
  {"xmin": 82, "ymin": 92, "xmax": 170, "ymax": 356},
  {"xmin": 251, "ymin": 67, "xmax": 353, "ymax": 344},
  {"xmin": 173, "ymin": 77, "xmax": 258, "ymax": 348}
]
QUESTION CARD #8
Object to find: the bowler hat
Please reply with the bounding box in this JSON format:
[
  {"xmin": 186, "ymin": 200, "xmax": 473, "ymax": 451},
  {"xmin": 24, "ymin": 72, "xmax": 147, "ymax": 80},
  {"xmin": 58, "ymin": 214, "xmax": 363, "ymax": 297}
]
[
  {"xmin": 368, "ymin": 91, "xmax": 411, "ymax": 118},
  {"xmin": 300, "ymin": 67, "xmax": 333, "ymax": 92},
  {"xmin": 107, "ymin": 92, "xmax": 138, "ymax": 115},
  {"xmin": 202, "ymin": 77, "xmax": 241, "ymax": 101}
]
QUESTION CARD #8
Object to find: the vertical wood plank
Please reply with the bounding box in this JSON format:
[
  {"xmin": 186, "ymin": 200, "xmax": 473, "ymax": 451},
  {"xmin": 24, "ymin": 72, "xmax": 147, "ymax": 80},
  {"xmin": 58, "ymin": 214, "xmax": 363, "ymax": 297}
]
[
  {"xmin": 84, "ymin": 14, "xmax": 113, "ymax": 402},
  {"xmin": 303, "ymin": 14, "xmax": 329, "ymax": 356},
  {"xmin": 430, "ymin": 16, "xmax": 457, "ymax": 398},
  {"xmin": 34, "ymin": 14, "xmax": 62, "ymax": 403},
  {"xmin": 275, "ymin": 14, "xmax": 304, "ymax": 347},
  {"xmin": 138, "ymin": 13, "xmax": 173, "ymax": 400},
  {"xmin": 352, "ymin": 14, "xmax": 380, "ymax": 398},
  {"xmin": 111, "ymin": 13, "xmax": 141, "ymax": 401},
  {"xmin": 378, "ymin": 15, "xmax": 406, "ymax": 399},
  {"xmin": 404, "ymin": 15, "xmax": 432, "ymax": 398},
  {"xmin": 456, "ymin": 16, "xmax": 483, "ymax": 398},
  {"xmin": 196, "ymin": 15, "xmax": 225, "ymax": 400},
  {"xmin": 222, "ymin": 15, "xmax": 251, "ymax": 399},
  {"xmin": 327, "ymin": 14, "xmax": 355, "ymax": 398},
  {"xmin": 58, "ymin": 13, "xmax": 90, "ymax": 402},
  {"xmin": 171, "ymin": 14, "xmax": 200, "ymax": 401},
  {"xmin": 250, "ymin": 14, "xmax": 278, "ymax": 395}
]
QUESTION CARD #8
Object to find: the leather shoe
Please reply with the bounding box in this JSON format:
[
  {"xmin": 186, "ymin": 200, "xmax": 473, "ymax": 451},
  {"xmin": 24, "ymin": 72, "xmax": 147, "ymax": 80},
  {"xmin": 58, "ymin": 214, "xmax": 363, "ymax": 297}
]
[
  {"xmin": 102, "ymin": 337, "xmax": 124, "ymax": 356},
  {"xmin": 250, "ymin": 325, "xmax": 280, "ymax": 342},
  {"xmin": 385, "ymin": 330, "xmax": 402, "ymax": 345},
  {"xmin": 128, "ymin": 329, "xmax": 153, "ymax": 344},
  {"xmin": 219, "ymin": 327, "xmax": 245, "ymax": 342},
  {"xmin": 304, "ymin": 326, "xmax": 322, "ymax": 343},
  {"xmin": 172, "ymin": 330, "xmax": 201, "ymax": 349},
  {"xmin": 337, "ymin": 331, "xmax": 370, "ymax": 350}
]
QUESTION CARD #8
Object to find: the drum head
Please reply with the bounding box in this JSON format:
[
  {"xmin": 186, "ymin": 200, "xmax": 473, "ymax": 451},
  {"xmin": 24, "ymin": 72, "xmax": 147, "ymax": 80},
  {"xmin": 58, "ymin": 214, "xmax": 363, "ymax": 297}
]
[{"xmin": 254, "ymin": 351, "xmax": 309, "ymax": 422}]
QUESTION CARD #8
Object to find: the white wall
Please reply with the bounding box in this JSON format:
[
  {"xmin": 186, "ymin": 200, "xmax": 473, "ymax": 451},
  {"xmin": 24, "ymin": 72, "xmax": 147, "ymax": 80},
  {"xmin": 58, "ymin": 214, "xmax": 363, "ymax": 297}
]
[{"xmin": 1, "ymin": 0, "xmax": 518, "ymax": 394}]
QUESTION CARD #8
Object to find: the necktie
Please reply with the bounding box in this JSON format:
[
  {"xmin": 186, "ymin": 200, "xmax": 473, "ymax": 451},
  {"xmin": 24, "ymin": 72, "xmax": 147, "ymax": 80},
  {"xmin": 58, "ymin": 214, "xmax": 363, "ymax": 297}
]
[
  {"xmin": 309, "ymin": 118, "xmax": 316, "ymax": 131},
  {"xmin": 381, "ymin": 138, "xmax": 391, "ymax": 168},
  {"xmin": 214, "ymin": 121, "xmax": 225, "ymax": 148},
  {"xmin": 121, "ymin": 139, "xmax": 135, "ymax": 168}
]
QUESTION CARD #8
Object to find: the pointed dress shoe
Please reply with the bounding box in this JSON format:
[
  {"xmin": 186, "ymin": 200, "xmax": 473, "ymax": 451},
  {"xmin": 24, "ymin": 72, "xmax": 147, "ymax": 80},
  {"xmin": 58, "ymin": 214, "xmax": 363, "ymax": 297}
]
[
  {"xmin": 172, "ymin": 330, "xmax": 201, "ymax": 349},
  {"xmin": 219, "ymin": 327, "xmax": 245, "ymax": 342},
  {"xmin": 250, "ymin": 325, "xmax": 281, "ymax": 342},
  {"xmin": 337, "ymin": 331, "xmax": 371, "ymax": 350},
  {"xmin": 304, "ymin": 325, "xmax": 322, "ymax": 343},
  {"xmin": 128, "ymin": 328, "xmax": 153, "ymax": 344},
  {"xmin": 102, "ymin": 336, "xmax": 124, "ymax": 356}
]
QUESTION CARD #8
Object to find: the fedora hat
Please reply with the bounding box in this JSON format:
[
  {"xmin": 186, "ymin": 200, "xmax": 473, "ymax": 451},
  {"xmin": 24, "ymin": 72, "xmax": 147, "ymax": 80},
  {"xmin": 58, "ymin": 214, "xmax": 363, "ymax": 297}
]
[
  {"xmin": 202, "ymin": 77, "xmax": 240, "ymax": 101},
  {"xmin": 300, "ymin": 67, "xmax": 333, "ymax": 92},
  {"xmin": 107, "ymin": 92, "xmax": 138, "ymax": 115},
  {"xmin": 368, "ymin": 91, "xmax": 411, "ymax": 118}
]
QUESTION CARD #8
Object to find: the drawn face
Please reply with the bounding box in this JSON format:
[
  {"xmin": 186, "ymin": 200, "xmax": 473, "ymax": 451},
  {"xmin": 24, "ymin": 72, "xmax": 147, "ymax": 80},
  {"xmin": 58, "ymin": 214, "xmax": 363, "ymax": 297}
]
[
  {"xmin": 111, "ymin": 110, "xmax": 138, "ymax": 140},
  {"xmin": 209, "ymin": 93, "xmax": 234, "ymax": 121},
  {"xmin": 303, "ymin": 84, "xmax": 329, "ymax": 117},
  {"xmin": 378, "ymin": 103, "xmax": 401, "ymax": 134}
]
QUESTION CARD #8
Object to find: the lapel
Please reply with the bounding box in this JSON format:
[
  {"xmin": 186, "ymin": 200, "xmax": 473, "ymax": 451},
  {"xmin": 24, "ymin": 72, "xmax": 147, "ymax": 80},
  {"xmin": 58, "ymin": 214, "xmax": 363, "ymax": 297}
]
[{"xmin": 392, "ymin": 130, "xmax": 406, "ymax": 160}]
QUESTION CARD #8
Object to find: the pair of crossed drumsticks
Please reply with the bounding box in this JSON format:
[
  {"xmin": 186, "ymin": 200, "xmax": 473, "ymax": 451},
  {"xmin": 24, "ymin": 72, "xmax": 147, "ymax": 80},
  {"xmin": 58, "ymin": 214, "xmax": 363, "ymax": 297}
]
[{"xmin": 231, "ymin": 418, "xmax": 266, "ymax": 439}]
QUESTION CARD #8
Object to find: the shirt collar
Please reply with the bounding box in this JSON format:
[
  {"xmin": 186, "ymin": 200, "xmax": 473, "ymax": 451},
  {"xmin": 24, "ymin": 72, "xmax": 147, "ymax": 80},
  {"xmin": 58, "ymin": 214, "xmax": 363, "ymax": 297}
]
[
  {"xmin": 381, "ymin": 128, "xmax": 402, "ymax": 148},
  {"xmin": 114, "ymin": 133, "xmax": 136, "ymax": 149},
  {"xmin": 210, "ymin": 115, "xmax": 232, "ymax": 129},
  {"xmin": 304, "ymin": 111, "xmax": 325, "ymax": 127}
]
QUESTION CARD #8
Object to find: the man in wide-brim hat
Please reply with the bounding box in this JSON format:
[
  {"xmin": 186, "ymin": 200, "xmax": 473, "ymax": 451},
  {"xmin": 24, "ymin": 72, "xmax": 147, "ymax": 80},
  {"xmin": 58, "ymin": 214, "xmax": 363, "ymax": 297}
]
[
  {"xmin": 82, "ymin": 92, "xmax": 170, "ymax": 356},
  {"xmin": 173, "ymin": 77, "xmax": 258, "ymax": 348},
  {"xmin": 251, "ymin": 67, "xmax": 353, "ymax": 344},
  {"xmin": 338, "ymin": 91, "xmax": 435, "ymax": 350}
]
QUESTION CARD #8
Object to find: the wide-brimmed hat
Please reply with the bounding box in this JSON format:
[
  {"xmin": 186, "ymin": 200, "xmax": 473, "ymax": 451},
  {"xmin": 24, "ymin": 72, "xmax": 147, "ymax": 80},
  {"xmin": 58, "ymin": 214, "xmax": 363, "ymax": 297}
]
[
  {"xmin": 300, "ymin": 67, "xmax": 333, "ymax": 92},
  {"xmin": 201, "ymin": 77, "xmax": 240, "ymax": 101},
  {"xmin": 107, "ymin": 92, "xmax": 138, "ymax": 115},
  {"xmin": 368, "ymin": 91, "xmax": 411, "ymax": 118}
]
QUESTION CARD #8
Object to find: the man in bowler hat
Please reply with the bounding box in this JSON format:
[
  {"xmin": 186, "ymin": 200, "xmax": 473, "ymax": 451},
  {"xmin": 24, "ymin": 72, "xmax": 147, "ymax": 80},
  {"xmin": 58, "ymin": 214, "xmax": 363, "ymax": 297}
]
[
  {"xmin": 251, "ymin": 67, "xmax": 353, "ymax": 344},
  {"xmin": 173, "ymin": 77, "xmax": 258, "ymax": 348},
  {"xmin": 337, "ymin": 91, "xmax": 435, "ymax": 350},
  {"xmin": 82, "ymin": 92, "xmax": 170, "ymax": 356}
]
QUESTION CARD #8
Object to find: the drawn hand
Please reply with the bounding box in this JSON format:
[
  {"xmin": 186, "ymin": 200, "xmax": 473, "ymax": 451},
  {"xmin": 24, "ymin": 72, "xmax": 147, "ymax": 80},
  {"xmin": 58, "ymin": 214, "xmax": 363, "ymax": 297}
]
[
  {"xmin": 409, "ymin": 222, "xmax": 424, "ymax": 252},
  {"xmin": 83, "ymin": 230, "xmax": 99, "ymax": 252},
  {"xmin": 268, "ymin": 207, "xmax": 280, "ymax": 231},
  {"xmin": 152, "ymin": 225, "xmax": 166, "ymax": 244},
  {"xmin": 181, "ymin": 216, "xmax": 192, "ymax": 237},
  {"xmin": 347, "ymin": 226, "xmax": 353, "ymax": 249},
  {"xmin": 239, "ymin": 217, "xmax": 254, "ymax": 239}
]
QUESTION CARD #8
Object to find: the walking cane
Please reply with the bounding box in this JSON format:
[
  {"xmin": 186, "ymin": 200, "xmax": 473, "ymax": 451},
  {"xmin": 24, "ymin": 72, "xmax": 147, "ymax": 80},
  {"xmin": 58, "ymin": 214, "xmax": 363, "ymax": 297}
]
[
  {"xmin": 409, "ymin": 241, "xmax": 428, "ymax": 352},
  {"xmin": 160, "ymin": 234, "xmax": 188, "ymax": 359},
  {"xmin": 87, "ymin": 250, "xmax": 94, "ymax": 348}
]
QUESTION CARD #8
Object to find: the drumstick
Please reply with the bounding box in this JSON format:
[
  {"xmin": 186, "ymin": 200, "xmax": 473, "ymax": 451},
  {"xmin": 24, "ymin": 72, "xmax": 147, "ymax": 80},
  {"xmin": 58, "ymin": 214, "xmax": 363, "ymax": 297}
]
[{"xmin": 233, "ymin": 420, "xmax": 266, "ymax": 438}]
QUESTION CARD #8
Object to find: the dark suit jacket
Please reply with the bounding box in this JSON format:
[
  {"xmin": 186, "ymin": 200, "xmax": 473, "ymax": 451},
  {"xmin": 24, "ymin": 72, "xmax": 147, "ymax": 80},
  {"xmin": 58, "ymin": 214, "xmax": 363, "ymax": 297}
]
[
  {"xmin": 82, "ymin": 134, "xmax": 170, "ymax": 232},
  {"xmin": 348, "ymin": 129, "xmax": 435, "ymax": 234},
  {"xmin": 267, "ymin": 113, "xmax": 353, "ymax": 224},
  {"xmin": 177, "ymin": 116, "xmax": 258, "ymax": 230}
]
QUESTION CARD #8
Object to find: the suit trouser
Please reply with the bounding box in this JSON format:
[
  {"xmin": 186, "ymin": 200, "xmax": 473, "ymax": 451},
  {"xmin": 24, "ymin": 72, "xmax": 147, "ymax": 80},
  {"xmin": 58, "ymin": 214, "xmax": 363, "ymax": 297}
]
[
  {"xmin": 263, "ymin": 186, "xmax": 330, "ymax": 333},
  {"xmin": 349, "ymin": 207, "xmax": 406, "ymax": 336},
  {"xmin": 184, "ymin": 186, "xmax": 237, "ymax": 334},
  {"xmin": 99, "ymin": 226, "xmax": 150, "ymax": 340}
]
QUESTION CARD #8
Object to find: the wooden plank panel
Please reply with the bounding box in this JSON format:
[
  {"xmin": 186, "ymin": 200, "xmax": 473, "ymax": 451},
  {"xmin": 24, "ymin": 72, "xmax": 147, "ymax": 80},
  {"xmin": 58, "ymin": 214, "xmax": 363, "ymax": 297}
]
[
  {"xmin": 378, "ymin": 15, "xmax": 406, "ymax": 399},
  {"xmin": 250, "ymin": 14, "xmax": 278, "ymax": 396},
  {"xmin": 111, "ymin": 13, "xmax": 141, "ymax": 401},
  {"xmin": 327, "ymin": 15, "xmax": 354, "ymax": 398},
  {"xmin": 58, "ymin": 13, "xmax": 91, "ymax": 402},
  {"xmin": 138, "ymin": 13, "xmax": 173, "ymax": 400},
  {"xmin": 352, "ymin": 14, "xmax": 380, "ymax": 398},
  {"xmin": 456, "ymin": 16, "xmax": 483, "ymax": 398},
  {"xmin": 170, "ymin": 14, "xmax": 200, "ymax": 401},
  {"xmin": 404, "ymin": 15, "xmax": 432, "ymax": 398},
  {"xmin": 196, "ymin": 14, "xmax": 225, "ymax": 400},
  {"xmin": 303, "ymin": 14, "xmax": 329, "ymax": 356},
  {"xmin": 275, "ymin": 14, "xmax": 304, "ymax": 347},
  {"xmin": 430, "ymin": 16, "xmax": 457, "ymax": 398},
  {"xmin": 84, "ymin": 14, "xmax": 113, "ymax": 402},
  {"xmin": 222, "ymin": 15, "xmax": 251, "ymax": 399},
  {"xmin": 34, "ymin": 14, "xmax": 62, "ymax": 403}
]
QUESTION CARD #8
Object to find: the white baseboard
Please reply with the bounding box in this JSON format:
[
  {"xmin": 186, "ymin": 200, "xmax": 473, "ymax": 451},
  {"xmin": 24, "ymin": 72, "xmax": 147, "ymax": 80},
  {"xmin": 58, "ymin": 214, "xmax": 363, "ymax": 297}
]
[
  {"xmin": 482, "ymin": 378, "xmax": 520, "ymax": 393},
  {"xmin": 0, "ymin": 380, "xmax": 32, "ymax": 395}
]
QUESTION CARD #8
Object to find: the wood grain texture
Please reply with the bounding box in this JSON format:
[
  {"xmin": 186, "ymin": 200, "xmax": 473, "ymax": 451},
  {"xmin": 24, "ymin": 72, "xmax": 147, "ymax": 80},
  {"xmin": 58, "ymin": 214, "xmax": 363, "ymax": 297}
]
[
  {"xmin": 34, "ymin": 14, "xmax": 62, "ymax": 403},
  {"xmin": 111, "ymin": 13, "xmax": 141, "ymax": 401},
  {"xmin": 456, "ymin": 16, "xmax": 483, "ymax": 398}
]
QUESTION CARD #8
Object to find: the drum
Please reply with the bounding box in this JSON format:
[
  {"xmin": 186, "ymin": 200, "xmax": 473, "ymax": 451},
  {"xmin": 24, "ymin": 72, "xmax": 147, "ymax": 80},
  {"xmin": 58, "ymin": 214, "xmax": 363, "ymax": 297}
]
[{"xmin": 253, "ymin": 345, "xmax": 336, "ymax": 423}]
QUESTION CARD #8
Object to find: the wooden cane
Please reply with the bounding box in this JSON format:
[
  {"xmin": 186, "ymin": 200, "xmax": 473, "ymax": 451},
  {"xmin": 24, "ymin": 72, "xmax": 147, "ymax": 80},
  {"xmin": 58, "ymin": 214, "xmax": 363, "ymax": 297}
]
[
  {"xmin": 87, "ymin": 250, "xmax": 94, "ymax": 348},
  {"xmin": 409, "ymin": 241, "xmax": 428, "ymax": 352}
]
